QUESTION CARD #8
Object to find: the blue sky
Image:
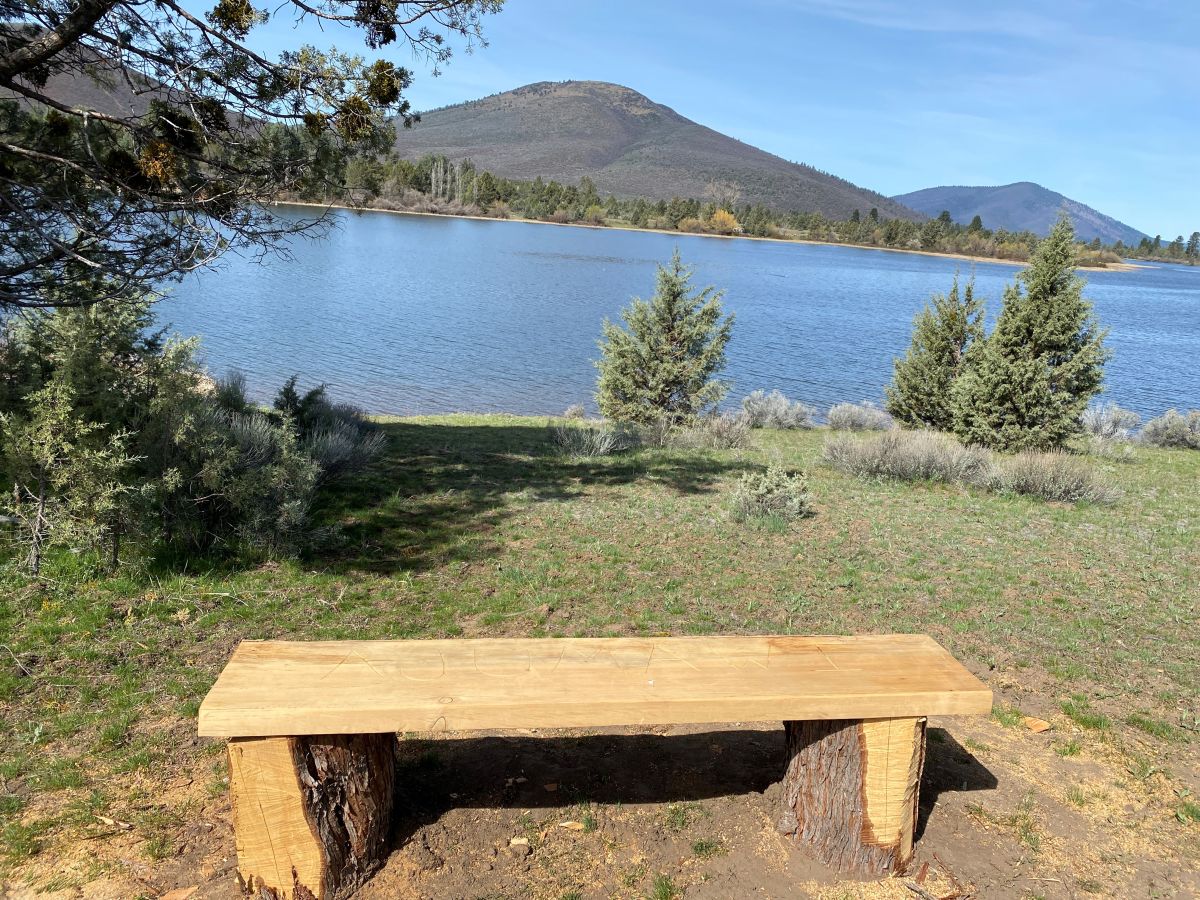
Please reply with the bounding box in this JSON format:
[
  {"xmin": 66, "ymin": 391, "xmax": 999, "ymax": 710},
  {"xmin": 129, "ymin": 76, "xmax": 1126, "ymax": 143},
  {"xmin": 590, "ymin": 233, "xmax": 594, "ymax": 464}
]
[{"xmin": 247, "ymin": 0, "xmax": 1199, "ymax": 237}]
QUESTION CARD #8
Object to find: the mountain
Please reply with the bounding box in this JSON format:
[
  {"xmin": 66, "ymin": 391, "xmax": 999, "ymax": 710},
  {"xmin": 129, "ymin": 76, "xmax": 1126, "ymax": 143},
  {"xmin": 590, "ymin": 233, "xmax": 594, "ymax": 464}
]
[
  {"xmin": 892, "ymin": 182, "xmax": 1147, "ymax": 246},
  {"xmin": 394, "ymin": 81, "xmax": 919, "ymax": 220}
]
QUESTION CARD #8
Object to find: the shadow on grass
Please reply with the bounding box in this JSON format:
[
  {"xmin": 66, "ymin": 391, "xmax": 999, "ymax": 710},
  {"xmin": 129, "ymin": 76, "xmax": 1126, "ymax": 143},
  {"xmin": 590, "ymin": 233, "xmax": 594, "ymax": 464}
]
[{"xmin": 309, "ymin": 422, "xmax": 749, "ymax": 575}]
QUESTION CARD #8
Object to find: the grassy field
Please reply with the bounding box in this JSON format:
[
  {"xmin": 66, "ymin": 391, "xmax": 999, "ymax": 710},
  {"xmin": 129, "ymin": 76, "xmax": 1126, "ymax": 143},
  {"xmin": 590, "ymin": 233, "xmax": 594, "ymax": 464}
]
[{"xmin": 0, "ymin": 415, "xmax": 1196, "ymax": 897}]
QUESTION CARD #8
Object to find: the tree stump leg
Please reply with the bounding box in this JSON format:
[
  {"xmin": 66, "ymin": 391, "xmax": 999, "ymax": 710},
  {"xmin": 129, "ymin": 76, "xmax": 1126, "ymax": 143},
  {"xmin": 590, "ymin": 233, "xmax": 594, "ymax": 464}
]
[
  {"xmin": 228, "ymin": 734, "xmax": 396, "ymax": 899},
  {"xmin": 778, "ymin": 717, "xmax": 926, "ymax": 876}
]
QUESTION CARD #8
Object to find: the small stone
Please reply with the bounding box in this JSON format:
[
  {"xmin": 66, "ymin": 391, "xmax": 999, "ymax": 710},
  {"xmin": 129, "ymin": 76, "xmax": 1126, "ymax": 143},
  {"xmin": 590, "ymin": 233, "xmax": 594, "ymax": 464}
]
[
  {"xmin": 543, "ymin": 782, "xmax": 558, "ymax": 792},
  {"xmin": 507, "ymin": 837, "xmax": 531, "ymax": 858}
]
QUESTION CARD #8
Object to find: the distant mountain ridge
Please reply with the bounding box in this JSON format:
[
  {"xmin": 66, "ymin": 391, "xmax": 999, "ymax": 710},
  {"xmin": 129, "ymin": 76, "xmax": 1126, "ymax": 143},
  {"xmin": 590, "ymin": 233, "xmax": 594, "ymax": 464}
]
[
  {"xmin": 395, "ymin": 80, "xmax": 920, "ymax": 220},
  {"xmin": 892, "ymin": 182, "xmax": 1147, "ymax": 245}
]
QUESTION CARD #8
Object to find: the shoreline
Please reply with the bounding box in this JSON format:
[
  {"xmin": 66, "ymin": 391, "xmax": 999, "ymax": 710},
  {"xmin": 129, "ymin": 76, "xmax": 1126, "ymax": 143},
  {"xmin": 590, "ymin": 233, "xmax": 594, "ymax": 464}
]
[{"xmin": 274, "ymin": 200, "xmax": 1144, "ymax": 273}]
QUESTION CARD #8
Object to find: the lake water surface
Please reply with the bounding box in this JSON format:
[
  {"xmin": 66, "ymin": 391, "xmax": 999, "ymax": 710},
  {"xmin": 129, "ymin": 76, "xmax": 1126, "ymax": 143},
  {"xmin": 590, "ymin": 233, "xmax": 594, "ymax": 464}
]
[{"xmin": 163, "ymin": 207, "xmax": 1200, "ymax": 419}]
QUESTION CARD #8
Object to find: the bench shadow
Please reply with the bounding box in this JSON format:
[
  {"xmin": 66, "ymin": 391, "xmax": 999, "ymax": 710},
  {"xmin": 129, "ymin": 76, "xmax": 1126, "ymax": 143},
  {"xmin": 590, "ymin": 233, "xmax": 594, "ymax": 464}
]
[
  {"xmin": 388, "ymin": 726, "xmax": 997, "ymax": 850},
  {"xmin": 917, "ymin": 727, "xmax": 999, "ymax": 840},
  {"xmin": 308, "ymin": 422, "xmax": 750, "ymax": 575},
  {"xmin": 390, "ymin": 729, "xmax": 782, "ymax": 848}
]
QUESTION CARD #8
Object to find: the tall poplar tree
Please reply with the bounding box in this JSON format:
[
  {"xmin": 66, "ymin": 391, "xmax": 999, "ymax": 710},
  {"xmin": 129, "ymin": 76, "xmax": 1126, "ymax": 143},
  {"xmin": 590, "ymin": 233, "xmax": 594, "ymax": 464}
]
[
  {"xmin": 595, "ymin": 251, "xmax": 734, "ymax": 425},
  {"xmin": 885, "ymin": 275, "xmax": 984, "ymax": 430},
  {"xmin": 952, "ymin": 217, "xmax": 1109, "ymax": 452}
]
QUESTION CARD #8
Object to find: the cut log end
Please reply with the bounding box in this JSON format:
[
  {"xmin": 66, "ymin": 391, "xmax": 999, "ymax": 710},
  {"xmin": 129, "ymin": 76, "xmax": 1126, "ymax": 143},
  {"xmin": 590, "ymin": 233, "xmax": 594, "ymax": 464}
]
[
  {"xmin": 229, "ymin": 733, "xmax": 396, "ymax": 899},
  {"xmin": 778, "ymin": 717, "xmax": 926, "ymax": 876}
]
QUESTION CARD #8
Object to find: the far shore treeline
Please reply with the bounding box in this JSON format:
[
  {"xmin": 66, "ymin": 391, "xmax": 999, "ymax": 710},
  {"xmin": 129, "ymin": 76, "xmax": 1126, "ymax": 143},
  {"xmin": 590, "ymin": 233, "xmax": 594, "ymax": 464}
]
[{"xmin": 297, "ymin": 152, "xmax": 1200, "ymax": 269}]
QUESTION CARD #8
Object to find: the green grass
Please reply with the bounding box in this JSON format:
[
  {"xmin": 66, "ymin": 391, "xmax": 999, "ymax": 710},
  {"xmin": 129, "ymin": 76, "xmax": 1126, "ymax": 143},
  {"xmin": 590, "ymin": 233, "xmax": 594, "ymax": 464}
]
[
  {"xmin": 0, "ymin": 416, "xmax": 1197, "ymax": 870},
  {"xmin": 967, "ymin": 793, "xmax": 1041, "ymax": 852},
  {"xmin": 1055, "ymin": 739, "xmax": 1083, "ymax": 758},
  {"xmin": 992, "ymin": 704, "xmax": 1024, "ymax": 727},
  {"xmin": 1125, "ymin": 713, "xmax": 1182, "ymax": 742},
  {"xmin": 691, "ymin": 838, "xmax": 724, "ymax": 858},
  {"xmin": 663, "ymin": 802, "xmax": 705, "ymax": 833},
  {"xmin": 1061, "ymin": 696, "xmax": 1111, "ymax": 732},
  {"xmin": 649, "ymin": 874, "xmax": 678, "ymax": 900}
]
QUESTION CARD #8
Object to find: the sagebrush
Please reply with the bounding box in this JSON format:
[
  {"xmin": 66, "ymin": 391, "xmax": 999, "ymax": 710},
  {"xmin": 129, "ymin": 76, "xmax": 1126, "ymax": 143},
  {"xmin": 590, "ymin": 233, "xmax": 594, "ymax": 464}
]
[
  {"xmin": 1081, "ymin": 402, "xmax": 1140, "ymax": 441},
  {"xmin": 1141, "ymin": 409, "xmax": 1200, "ymax": 450},
  {"xmin": 991, "ymin": 451, "xmax": 1118, "ymax": 504},
  {"xmin": 673, "ymin": 412, "xmax": 751, "ymax": 450},
  {"xmin": 823, "ymin": 429, "xmax": 1115, "ymax": 504},
  {"xmin": 730, "ymin": 464, "xmax": 813, "ymax": 522},
  {"xmin": 740, "ymin": 390, "xmax": 814, "ymax": 429},
  {"xmin": 823, "ymin": 430, "xmax": 992, "ymax": 485},
  {"xmin": 826, "ymin": 402, "xmax": 893, "ymax": 431}
]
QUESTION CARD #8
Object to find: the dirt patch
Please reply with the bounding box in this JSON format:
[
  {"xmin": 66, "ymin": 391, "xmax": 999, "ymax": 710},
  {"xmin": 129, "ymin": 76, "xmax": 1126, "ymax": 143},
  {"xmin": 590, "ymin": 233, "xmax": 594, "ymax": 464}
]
[{"xmin": 14, "ymin": 712, "xmax": 1195, "ymax": 900}]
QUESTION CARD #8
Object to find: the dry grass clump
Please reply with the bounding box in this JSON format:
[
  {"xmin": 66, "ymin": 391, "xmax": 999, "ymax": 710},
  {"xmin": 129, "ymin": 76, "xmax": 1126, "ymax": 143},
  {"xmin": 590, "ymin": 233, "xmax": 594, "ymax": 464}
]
[{"xmin": 550, "ymin": 422, "xmax": 637, "ymax": 458}]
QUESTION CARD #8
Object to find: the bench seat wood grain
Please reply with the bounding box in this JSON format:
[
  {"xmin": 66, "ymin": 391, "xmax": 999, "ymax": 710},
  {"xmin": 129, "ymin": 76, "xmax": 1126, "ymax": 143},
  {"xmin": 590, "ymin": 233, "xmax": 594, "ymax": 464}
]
[
  {"xmin": 200, "ymin": 635, "xmax": 990, "ymax": 898},
  {"xmin": 198, "ymin": 634, "xmax": 990, "ymax": 737}
]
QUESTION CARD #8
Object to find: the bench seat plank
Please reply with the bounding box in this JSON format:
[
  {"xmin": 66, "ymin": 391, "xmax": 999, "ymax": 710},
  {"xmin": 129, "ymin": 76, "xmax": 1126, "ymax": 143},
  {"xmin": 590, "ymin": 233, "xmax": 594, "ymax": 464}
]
[{"xmin": 198, "ymin": 634, "xmax": 990, "ymax": 737}]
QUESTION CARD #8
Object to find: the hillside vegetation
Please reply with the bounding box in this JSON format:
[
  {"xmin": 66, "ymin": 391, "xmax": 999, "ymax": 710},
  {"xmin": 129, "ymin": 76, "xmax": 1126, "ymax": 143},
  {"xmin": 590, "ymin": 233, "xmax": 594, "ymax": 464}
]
[
  {"xmin": 393, "ymin": 80, "xmax": 918, "ymax": 219},
  {"xmin": 894, "ymin": 182, "xmax": 1148, "ymax": 246}
]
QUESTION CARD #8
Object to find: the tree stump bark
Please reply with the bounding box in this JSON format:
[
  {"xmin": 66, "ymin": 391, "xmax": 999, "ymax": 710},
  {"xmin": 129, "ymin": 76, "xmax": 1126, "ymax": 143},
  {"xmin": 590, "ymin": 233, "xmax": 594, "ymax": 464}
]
[
  {"xmin": 228, "ymin": 734, "xmax": 396, "ymax": 899},
  {"xmin": 777, "ymin": 717, "xmax": 926, "ymax": 876}
]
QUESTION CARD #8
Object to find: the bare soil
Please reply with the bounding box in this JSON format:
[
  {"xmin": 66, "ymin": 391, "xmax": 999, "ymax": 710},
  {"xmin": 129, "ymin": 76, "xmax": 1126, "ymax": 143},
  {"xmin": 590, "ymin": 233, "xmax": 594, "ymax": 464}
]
[{"xmin": 13, "ymin": 701, "xmax": 1198, "ymax": 900}]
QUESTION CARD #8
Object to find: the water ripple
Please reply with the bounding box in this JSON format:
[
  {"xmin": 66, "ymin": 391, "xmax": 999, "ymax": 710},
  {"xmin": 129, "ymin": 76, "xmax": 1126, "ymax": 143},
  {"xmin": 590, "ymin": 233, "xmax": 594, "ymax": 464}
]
[{"xmin": 161, "ymin": 209, "xmax": 1200, "ymax": 418}]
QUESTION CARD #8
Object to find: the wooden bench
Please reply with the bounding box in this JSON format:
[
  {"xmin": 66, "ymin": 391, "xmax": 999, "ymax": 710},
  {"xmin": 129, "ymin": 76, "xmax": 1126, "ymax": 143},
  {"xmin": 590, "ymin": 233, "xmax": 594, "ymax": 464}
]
[{"xmin": 198, "ymin": 634, "xmax": 991, "ymax": 898}]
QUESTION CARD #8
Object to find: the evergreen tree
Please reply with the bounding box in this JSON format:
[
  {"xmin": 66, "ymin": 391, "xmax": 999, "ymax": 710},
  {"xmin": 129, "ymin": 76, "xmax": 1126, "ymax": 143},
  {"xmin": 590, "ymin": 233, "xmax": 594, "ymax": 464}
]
[
  {"xmin": 1, "ymin": 378, "xmax": 134, "ymax": 573},
  {"xmin": 595, "ymin": 251, "xmax": 734, "ymax": 425},
  {"xmin": 885, "ymin": 275, "xmax": 984, "ymax": 430},
  {"xmin": 968, "ymin": 215, "xmax": 984, "ymax": 233},
  {"xmin": 1, "ymin": 1, "xmax": 500, "ymax": 309},
  {"xmin": 952, "ymin": 217, "xmax": 1110, "ymax": 452}
]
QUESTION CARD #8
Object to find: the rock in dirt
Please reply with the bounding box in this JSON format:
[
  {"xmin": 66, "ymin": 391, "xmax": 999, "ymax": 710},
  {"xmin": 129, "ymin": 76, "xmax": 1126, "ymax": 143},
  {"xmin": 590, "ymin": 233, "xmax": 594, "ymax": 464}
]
[{"xmin": 507, "ymin": 837, "xmax": 531, "ymax": 858}]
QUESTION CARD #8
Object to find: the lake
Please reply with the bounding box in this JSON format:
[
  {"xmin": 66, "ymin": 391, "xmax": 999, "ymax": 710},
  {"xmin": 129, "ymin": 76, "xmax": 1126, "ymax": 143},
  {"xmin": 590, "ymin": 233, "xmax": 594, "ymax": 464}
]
[{"xmin": 162, "ymin": 207, "xmax": 1200, "ymax": 419}]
